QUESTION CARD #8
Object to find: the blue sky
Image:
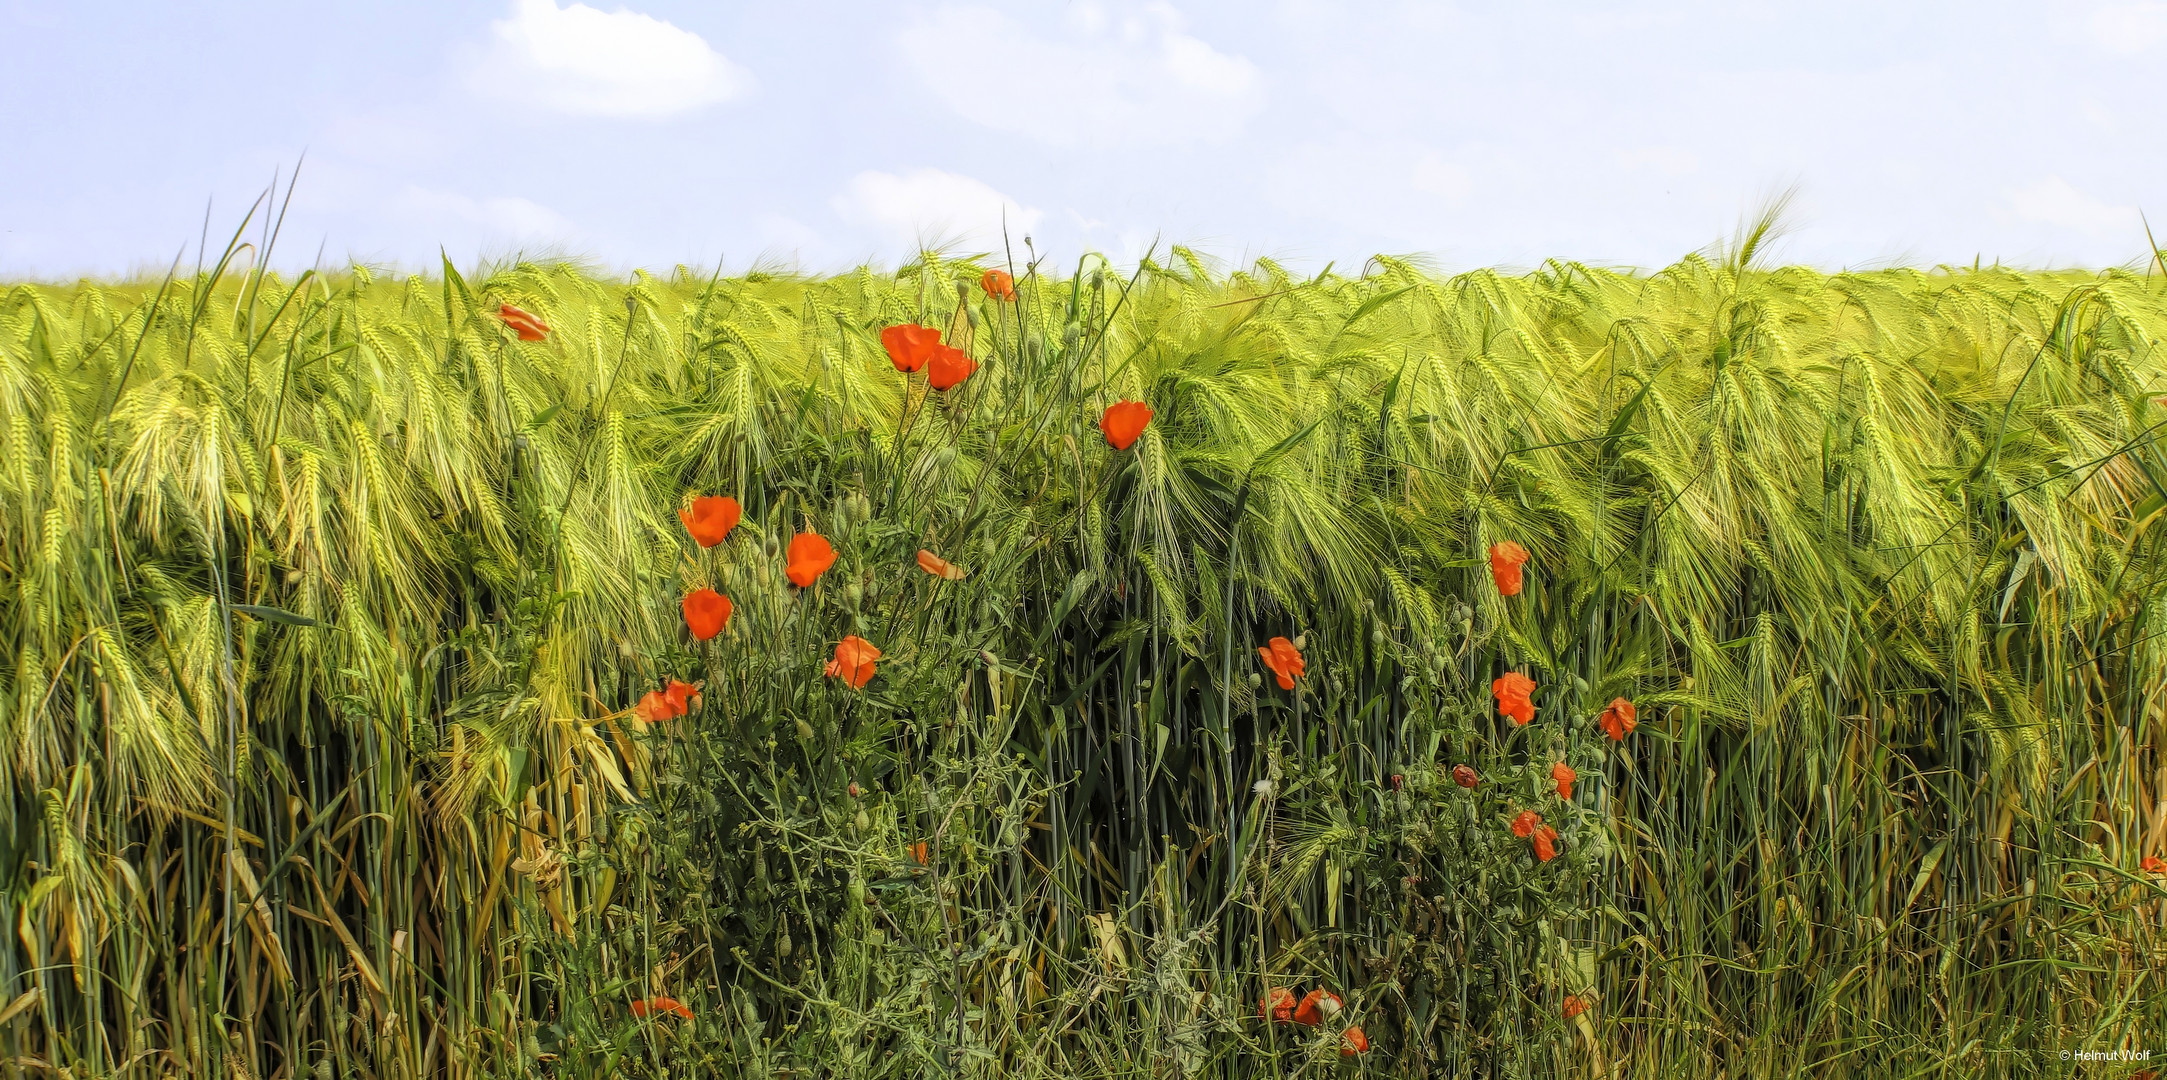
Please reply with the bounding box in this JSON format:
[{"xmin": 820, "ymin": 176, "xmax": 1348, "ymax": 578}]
[{"xmin": 4, "ymin": 0, "xmax": 2163, "ymax": 278}]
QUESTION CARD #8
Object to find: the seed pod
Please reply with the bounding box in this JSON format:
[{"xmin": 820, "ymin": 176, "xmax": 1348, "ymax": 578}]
[{"xmin": 854, "ymin": 808, "xmax": 869, "ymax": 835}]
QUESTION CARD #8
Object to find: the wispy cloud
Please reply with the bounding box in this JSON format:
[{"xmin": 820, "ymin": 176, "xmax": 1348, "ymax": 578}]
[
  {"xmin": 2007, "ymin": 176, "xmax": 2137, "ymax": 237},
  {"xmin": 469, "ymin": 0, "xmax": 751, "ymax": 119},
  {"xmin": 833, "ymin": 169, "xmax": 1041, "ymax": 253},
  {"xmin": 399, "ymin": 185, "xmax": 571, "ymax": 239},
  {"xmin": 901, "ymin": 3, "xmax": 1261, "ymax": 148}
]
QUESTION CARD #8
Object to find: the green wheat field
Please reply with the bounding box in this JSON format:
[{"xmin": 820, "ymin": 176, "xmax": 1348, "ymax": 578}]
[{"xmin": 1, "ymin": 220, "xmax": 2163, "ymax": 1079}]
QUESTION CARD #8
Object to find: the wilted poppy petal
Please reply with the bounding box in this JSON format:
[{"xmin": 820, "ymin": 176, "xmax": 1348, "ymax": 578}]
[
  {"xmin": 679, "ymin": 495, "xmax": 741, "ymax": 548},
  {"xmin": 499, "ymin": 303, "xmax": 550, "ymax": 342},
  {"xmin": 1452, "ymin": 764, "xmax": 1480, "ymax": 789},
  {"xmin": 1101, "ymin": 400, "xmax": 1153, "ymax": 450},
  {"xmin": 1600, "ymin": 697, "xmax": 1637, "ymax": 741},
  {"xmin": 1533, "ymin": 825, "xmax": 1559, "ymax": 863},
  {"xmin": 682, "ymin": 589, "xmax": 732, "ymax": 642},
  {"xmin": 1259, "ymin": 987, "xmax": 1296, "ymax": 1024},
  {"xmin": 917, "ymin": 549, "xmax": 966, "ymax": 580},
  {"xmin": 786, "ymin": 532, "xmax": 837, "ymax": 587},
  {"xmin": 1551, "ymin": 762, "xmax": 1576, "ymax": 800},
  {"xmin": 1563, "ymin": 996, "xmax": 1588, "ymax": 1020},
  {"xmin": 1340, "ymin": 1026, "xmax": 1369, "ymax": 1055},
  {"xmin": 981, "ymin": 269, "xmax": 1016, "ymax": 301}
]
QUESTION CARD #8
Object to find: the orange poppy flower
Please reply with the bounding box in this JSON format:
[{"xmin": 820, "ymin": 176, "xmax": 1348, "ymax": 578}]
[
  {"xmin": 981, "ymin": 268, "xmax": 1016, "ymax": 301},
  {"xmin": 1489, "ymin": 541, "xmax": 1529, "ymax": 596},
  {"xmin": 824, "ymin": 635, "xmax": 881, "ymax": 689},
  {"xmin": 635, "ymin": 691, "xmax": 672, "ymax": 723},
  {"xmin": 917, "ymin": 549, "xmax": 966, "ymax": 580},
  {"xmin": 682, "ymin": 589, "xmax": 732, "ymax": 642},
  {"xmin": 664, "ymin": 679, "xmax": 700, "ymax": 716},
  {"xmin": 1292, "ymin": 988, "xmax": 1341, "ymax": 1027},
  {"xmin": 1259, "ymin": 987, "xmax": 1295, "ymax": 1024},
  {"xmin": 1533, "ymin": 825, "xmax": 1559, "ymax": 863},
  {"xmin": 1257, "ymin": 636, "xmax": 1306, "ymax": 690},
  {"xmin": 880, "ymin": 324, "xmax": 941, "ymax": 373},
  {"xmin": 1101, "ymin": 400, "xmax": 1153, "ymax": 450},
  {"xmin": 1510, "ymin": 810, "xmax": 1541, "ymax": 839},
  {"xmin": 2144, "ymin": 855, "xmax": 2167, "ymax": 874},
  {"xmin": 1340, "ymin": 1026, "xmax": 1369, "ymax": 1056},
  {"xmin": 630, "ymin": 996, "xmax": 693, "ymax": 1021},
  {"xmin": 1452, "ymin": 764, "xmax": 1479, "ymax": 789},
  {"xmin": 1562, "ymin": 995, "xmax": 1588, "ymax": 1020},
  {"xmin": 927, "ymin": 344, "xmax": 977, "ymax": 391},
  {"xmin": 679, "ymin": 495, "xmax": 740, "ymax": 548},
  {"xmin": 1492, "ymin": 671, "xmax": 1536, "ymax": 725},
  {"xmin": 1600, "ymin": 697, "xmax": 1637, "ymax": 741},
  {"xmin": 786, "ymin": 532, "xmax": 836, "ymax": 587},
  {"xmin": 908, "ymin": 840, "xmax": 929, "ymax": 864},
  {"xmin": 1551, "ymin": 762, "xmax": 1576, "ymax": 800},
  {"xmin": 498, "ymin": 303, "xmax": 549, "ymax": 342}
]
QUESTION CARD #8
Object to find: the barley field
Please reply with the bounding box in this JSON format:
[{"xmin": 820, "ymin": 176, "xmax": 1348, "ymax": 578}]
[{"xmin": 0, "ymin": 230, "xmax": 2163, "ymax": 1078}]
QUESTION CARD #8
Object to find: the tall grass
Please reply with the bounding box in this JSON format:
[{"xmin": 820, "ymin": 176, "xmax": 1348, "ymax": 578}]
[{"xmin": 0, "ymin": 234, "xmax": 2162, "ymax": 1079}]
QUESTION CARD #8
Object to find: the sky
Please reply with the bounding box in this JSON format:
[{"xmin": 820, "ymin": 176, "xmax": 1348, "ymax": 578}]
[{"xmin": 3, "ymin": 0, "xmax": 2164, "ymax": 279}]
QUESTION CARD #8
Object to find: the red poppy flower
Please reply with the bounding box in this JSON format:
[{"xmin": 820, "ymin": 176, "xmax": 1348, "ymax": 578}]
[
  {"xmin": 1388, "ymin": 773, "xmax": 1404, "ymax": 791},
  {"xmin": 1492, "ymin": 672, "xmax": 1536, "ymax": 725},
  {"xmin": 1600, "ymin": 697, "xmax": 1637, "ymax": 741},
  {"xmin": 1511, "ymin": 810, "xmax": 1541, "ymax": 839},
  {"xmin": 1100, "ymin": 400, "xmax": 1153, "ymax": 450},
  {"xmin": 635, "ymin": 691, "xmax": 672, "ymax": 723},
  {"xmin": 664, "ymin": 679, "xmax": 700, "ymax": 716},
  {"xmin": 679, "ymin": 495, "xmax": 741, "ymax": 548},
  {"xmin": 2144, "ymin": 855, "xmax": 2167, "ymax": 874},
  {"xmin": 1562, "ymin": 995, "xmax": 1588, "ymax": 1020},
  {"xmin": 1452, "ymin": 764, "xmax": 1479, "ymax": 789},
  {"xmin": 1489, "ymin": 541, "xmax": 1529, "ymax": 596},
  {"xmin": 881, "ymin": 324, "xmax": 941, "ymax": 373},
  {"xmin": 682, "ymin": 589, "xmax": 732, "ymax": 642},
  {"xmin": 1259, "ymin": 987, "xmax": 1296, "ymax": 1024},
  {"xmin": 498, "ymin": 303, "xmax": 549, "ymax": 342},
  {"xmin": 927, "ymin": 344, "xmax": 977, "ymax": 391},
  {"xmin": 1551, "ymin": 762, "xmax": 1576, "ymax": 800},
  {"xmin": 630, "ymin": 996, "xmax": 693, "ymax": 1021},
  {"xmin": 908, "ymin": 840, "xmax": 929, "ymax": 864},
  {"xmin": 1257, "ymin": 637, "xmax": 1306, "ymax": 690},
  {"xmin": 824, "ymin": 635, "xmax": 881, "ymax": 689},
  {"xmin": 981, "ymin": 268, "xmax": 1016, "ymax": 301},
  {"xmin": 786, "ymin": 532, "xmax": 836, "ymax": 587},
  {"xmin": 1533, "ymin": 825, "xmax": 1559, "ymax": 863},
  {"xmin": 1292, "ymin": 988, "xmax": 1341, "ymax": 1027},
  {"xmin": 1340, "ymin": 1026, "xmax": 1369, "ymax": 1056},
  {"xmin": 917, "ymin": 549, "xmax": 966, "ymax": 580}
]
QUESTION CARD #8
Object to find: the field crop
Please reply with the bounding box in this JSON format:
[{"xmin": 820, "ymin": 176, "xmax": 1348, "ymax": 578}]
[{"xmin": 0, "ymin": 235, "xmax": 2163, "ymax": 1078}]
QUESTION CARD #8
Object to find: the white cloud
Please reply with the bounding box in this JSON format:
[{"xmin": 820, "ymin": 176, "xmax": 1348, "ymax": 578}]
[
  {"xmin": 2007, "ymin": 176, "xmax": 2137, "ymax": 237},
  {"xmin": 900, "ymin": 3, "xmax": 1261, "ymax": 147},
  {"xmin": 2088, "ymin": 4, "xmax": 2167, "ymax": 54},
  {"xmin": 470, "ymin": 0, "xmax": 750, "ymax": 119},
  {"xmin": 833, "ymin": 169, "xmax": 1042, "ymax": 253},
  {"xmin": 399, "ymin": 186, "xmax": 572, "ymax": 239}
]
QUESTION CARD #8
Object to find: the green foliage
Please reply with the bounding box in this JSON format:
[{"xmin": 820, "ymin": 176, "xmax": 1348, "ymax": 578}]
[{"xmin": 0, "ymin": 241, "xmax": 2162, "ymax": 1080}]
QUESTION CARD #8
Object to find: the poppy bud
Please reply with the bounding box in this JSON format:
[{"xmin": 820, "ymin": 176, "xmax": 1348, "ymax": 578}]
[
  {"xmin": 1062, "ymin": 324, "xmax": 1082, "ymax": 347},
  {"xmin": 1292, "ymin": 634, "xmax": 1307, "ymax": 651},
  {"xmin": 763, "ymin": 535, "xmax": 780, "ymax": 559},
  {"xmin": 854, "ymin": 809, "xmax": 869, "ymax": 835},
  {"xmin": 1248, "ymin": 673, "xmax": 1262, "ymax": 688},
  {"xmin": 848, "ymin": 782, "xmax": 862, "ymax": 798},
  {"xmin": 796, "ymin": 718, "xmax": 816, "ymax": 741},
  {"xmin": 1372, "ymin": 629, "xmax": 1386, "ymax": 646}
]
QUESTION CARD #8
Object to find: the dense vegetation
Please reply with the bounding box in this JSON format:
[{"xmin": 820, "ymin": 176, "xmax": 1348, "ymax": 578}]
[{"xmin": 1, "ymin": 231, "xmax": 2164, "ymax": 1079}]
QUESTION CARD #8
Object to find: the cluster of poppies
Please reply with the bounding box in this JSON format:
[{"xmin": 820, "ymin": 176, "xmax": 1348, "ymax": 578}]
[{"xmin": 1258, "ymin": 987, "xmax": 1367, "ymax": 1055}]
